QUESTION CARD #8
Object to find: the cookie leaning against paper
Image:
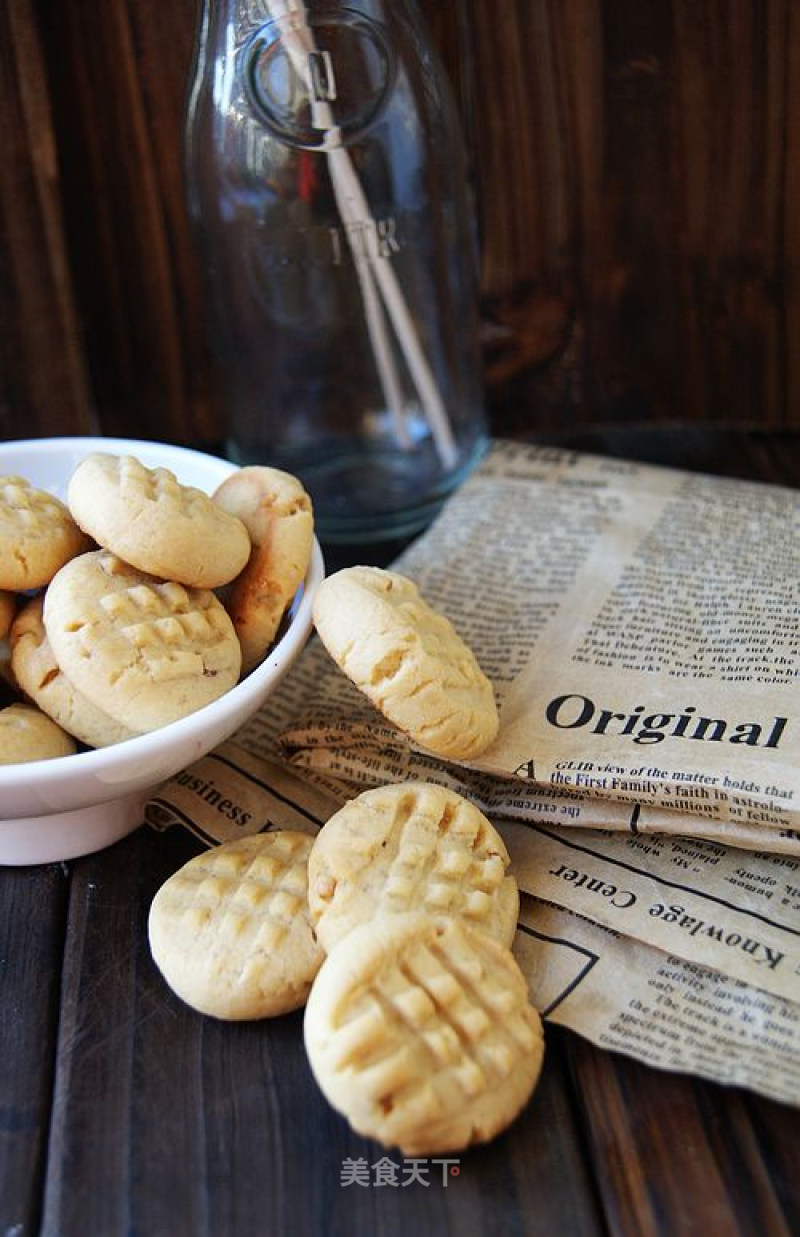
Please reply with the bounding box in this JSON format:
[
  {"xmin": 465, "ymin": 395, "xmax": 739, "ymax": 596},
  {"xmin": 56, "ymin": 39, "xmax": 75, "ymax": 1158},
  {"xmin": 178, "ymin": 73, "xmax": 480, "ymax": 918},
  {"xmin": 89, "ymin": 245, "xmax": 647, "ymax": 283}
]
[
  {"xmin": 304, "ymin": 912, "xmax": 545, "ymax": 1156},
  {"xmin": 67, "ymin": 452, "xmax": 251, "ymax": 589},
  {"xmin": 311, "ymin": 567, "xmax": 499, "ymax": 760},
  {"xmin": 308, "ymin": 782, "xmax": 519, "ymax": 951},
  {"xmin": 0, "ymin": 474, "xmax": 89, "ymax": 591},
  {"xmin": 212, "ymin": 465, "xmax": 314, "ymax": 674},
  {"xmin": 148, "ymin": 831, "xmax": 325, "ymax": 1019}
]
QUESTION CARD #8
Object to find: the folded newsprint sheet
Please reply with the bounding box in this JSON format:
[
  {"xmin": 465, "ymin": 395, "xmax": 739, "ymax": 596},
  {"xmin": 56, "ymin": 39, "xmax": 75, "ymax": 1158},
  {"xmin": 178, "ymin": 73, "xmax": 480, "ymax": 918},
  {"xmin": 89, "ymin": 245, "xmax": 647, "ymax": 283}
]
[
  {"xmin": 233, "ymin": 439, "xmax": 800, "ymax": 851},
  {"xmin": 515, "ymin": 895, "xmax": 800, "ymax": 1108},
  {"xmin": 147, "ymin": 741, "xmax": 800, "ymax": 1105},
  {"xmin": 146, "ymin": 440, "xmax": 800, "ymax": 1103}
]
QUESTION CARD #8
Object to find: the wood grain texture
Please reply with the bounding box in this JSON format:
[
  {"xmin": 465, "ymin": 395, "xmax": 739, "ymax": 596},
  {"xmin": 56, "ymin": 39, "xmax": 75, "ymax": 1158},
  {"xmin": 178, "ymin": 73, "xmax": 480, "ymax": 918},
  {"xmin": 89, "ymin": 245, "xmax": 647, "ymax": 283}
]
[
  {"xmin": 423, "ymin": 0, "xmax": 800, "ymax": 434},
  {"xmin": 0, "ymin": 0, "xmax": 94, "ymax": 440},
  {"xmin": 0, "ymin": 862, "xmax": 68, "ymax": 1237},
  {"xmin": 39, "ymin": 827, "xmax": 602, "ymax": 1237},
  {"xmin": 37, "ymin": 0, "xmax": 220, "ymax": 447},
  {"xmin": 565, "ymin": 1033, "xmax": 799, "ymax": 1236},
  {"xmin": 1, "ymin": 2, "xmax": 800, "ymax": 441},
  {"xmin": 1, "ymin": 427, "xmax": 799, "ymax": 1234}
]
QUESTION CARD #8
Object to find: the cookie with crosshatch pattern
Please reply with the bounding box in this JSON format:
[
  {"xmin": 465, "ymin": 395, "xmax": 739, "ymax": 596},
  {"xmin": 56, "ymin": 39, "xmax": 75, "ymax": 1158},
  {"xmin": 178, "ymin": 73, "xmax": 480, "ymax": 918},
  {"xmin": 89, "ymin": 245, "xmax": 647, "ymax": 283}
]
[
  {"xmin": 0, "ymin": 474, "xmax": 89, "ymax": 591},
  {"xmin": 311, "ymin": 567, "xmax": 499, "ymax": 761},
  {"xmin": 308, "ymin": 782, "xmax": 519, "ymax": 951},
  {"xmin": 67, "ymin": 452, "xmax": 251, "ymax": 589},
  {"xmin": 43, "ymin": 549, "xmax": 241, "ymax": 731},
  {"xmin": 304, "ymin": 911, "xmax": 544, "ymax": 1155},
  {"xmin": 10, "ymin": 594, "xmax": 138, "ymax": 748},
  {"xmin": 148, "ymin": 831, "xmax": 324, "ymax": 1019}
]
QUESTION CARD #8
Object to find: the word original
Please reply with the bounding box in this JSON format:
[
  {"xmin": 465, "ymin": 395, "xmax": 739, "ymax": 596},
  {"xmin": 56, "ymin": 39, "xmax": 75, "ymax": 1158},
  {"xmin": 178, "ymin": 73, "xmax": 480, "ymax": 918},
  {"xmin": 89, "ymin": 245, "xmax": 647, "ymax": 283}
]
[
  {"xmin": 545, "ymin": 695, "xmax": 788, "ymax": 748},
  {"xmin": 340, "ymin": 1157, "xmax": 460, "ymax": 1188}
]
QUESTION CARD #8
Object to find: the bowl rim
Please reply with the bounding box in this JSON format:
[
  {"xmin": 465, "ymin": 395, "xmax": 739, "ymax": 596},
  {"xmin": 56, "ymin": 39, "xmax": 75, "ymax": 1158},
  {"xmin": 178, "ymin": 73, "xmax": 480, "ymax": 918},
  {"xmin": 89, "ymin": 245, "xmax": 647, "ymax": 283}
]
[
  {"xmin": 0, "ymin": 434, "xmax": 239, "ymax": 468},
  {"xmin": 0, "ymin": 435, "xmax": 323, "ymax": 797}
]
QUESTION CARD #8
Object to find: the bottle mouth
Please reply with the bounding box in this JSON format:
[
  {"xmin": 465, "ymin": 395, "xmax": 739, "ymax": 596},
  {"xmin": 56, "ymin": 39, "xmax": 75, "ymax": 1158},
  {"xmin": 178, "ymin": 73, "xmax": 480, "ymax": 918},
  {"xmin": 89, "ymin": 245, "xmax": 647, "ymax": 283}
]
[
  {"xmin": 242, "ymin": 10, "xmax": 396, "ymax": 151},
  {"xmin": 226, "ymin": 432, "xmax": 489, "ymax": 545}
]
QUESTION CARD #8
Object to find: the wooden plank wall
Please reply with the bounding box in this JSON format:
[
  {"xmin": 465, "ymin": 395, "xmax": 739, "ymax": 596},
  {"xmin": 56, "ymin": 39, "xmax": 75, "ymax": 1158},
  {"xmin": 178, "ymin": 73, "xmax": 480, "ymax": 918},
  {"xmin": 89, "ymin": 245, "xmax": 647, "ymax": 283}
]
[{"xmin": 2, "ymin": 0, "xmax": 799, "ymax": 447}]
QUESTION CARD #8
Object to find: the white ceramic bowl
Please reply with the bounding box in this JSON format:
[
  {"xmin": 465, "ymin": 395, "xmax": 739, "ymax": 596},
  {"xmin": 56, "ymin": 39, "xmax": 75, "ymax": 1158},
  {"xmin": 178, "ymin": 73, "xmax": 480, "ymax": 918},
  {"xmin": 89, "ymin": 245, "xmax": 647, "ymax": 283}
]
[{"xmin": 0, "ymin": 436, "xmax": 324, "ymax": 865}]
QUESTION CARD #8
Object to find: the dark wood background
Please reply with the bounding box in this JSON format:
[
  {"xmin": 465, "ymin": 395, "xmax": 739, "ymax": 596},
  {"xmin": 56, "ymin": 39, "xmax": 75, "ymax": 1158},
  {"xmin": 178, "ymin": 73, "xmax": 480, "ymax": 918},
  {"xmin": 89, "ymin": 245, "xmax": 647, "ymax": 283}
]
[{"xmin": 3, "ymin": 0, "xmax": 799, "ymax": 449}]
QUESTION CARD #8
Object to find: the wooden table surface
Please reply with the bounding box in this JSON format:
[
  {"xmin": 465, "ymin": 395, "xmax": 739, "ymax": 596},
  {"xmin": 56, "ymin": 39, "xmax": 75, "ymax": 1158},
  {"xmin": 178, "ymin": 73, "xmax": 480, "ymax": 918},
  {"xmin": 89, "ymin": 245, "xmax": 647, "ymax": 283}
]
[{"xmin": 2, "ymin": 427, "xmax": 800, "ymax": 1237}]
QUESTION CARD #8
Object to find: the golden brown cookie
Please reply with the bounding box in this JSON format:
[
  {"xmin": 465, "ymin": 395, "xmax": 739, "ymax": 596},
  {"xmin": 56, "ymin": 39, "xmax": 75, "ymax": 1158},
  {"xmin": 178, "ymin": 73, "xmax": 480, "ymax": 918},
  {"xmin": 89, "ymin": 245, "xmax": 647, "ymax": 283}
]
[
  {"xmin": 0, "ymin": 702, "xmax": 77, "ymax": 763},
  {"xmin": 0, "ymin": 475, "xmax": 89, "ymax": 591},
  {"xmin": 43, "ymin": 550, "xmax": 241, "ymax": 731},
  {"xmin": 148, "ymin": 831, "xmax": 325, "ymax": 1019},
  {"xmin": 67, "ymin": 452, "xmax": 251, "ymax": 589},
  {"xmin": 312, "ymin": 567, "xmax": 499, "ymax": 760},
  {"xmin": 308, "ymin": 782, "xmax": 519, "ymax": 951},
  {"xmin": 213, "ymin": 466, "xmax": 314, "ymax": 673},
  {"xmin": 304, "ymin": 912, "xmax": 544, "ymax": 1154},
  {"xmin": 10, "ymin": 595, "xmax": 139, "ymax": 748}
]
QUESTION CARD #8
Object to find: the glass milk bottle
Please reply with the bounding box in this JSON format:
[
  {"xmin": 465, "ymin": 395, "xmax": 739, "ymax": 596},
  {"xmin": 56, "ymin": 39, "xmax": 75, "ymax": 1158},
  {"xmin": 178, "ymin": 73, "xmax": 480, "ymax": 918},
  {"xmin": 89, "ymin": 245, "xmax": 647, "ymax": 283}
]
[{"xmin": 185, "ymin": 0, "xmax": 487, "ymax": 543}]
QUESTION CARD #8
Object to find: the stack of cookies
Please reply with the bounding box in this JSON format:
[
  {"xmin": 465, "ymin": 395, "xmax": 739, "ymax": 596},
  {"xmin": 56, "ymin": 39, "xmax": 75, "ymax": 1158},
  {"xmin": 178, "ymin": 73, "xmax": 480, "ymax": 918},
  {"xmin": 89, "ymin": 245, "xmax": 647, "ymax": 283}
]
[
  {"xmin": 148, "ymin": 784, "xmax": 544, "ymax": 1155},
  {"xmin": 304, "ymin": 782, "xmax": 544, "ymax": 1155},
  {"xmin": 0, "ymin": 453, "xmax": 313, "ymax": 763},
  {"xmin": 148, "ymin": 568, "xmax": 544, "ymax": 1154}
]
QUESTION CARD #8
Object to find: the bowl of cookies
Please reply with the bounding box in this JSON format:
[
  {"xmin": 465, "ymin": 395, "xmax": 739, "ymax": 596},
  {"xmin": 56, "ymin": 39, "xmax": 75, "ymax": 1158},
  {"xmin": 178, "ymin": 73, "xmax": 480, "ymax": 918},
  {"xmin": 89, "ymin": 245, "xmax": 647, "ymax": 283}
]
[{"xmin": 0, "ymin": 436, "xmax": 324, "ymax": 866}]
